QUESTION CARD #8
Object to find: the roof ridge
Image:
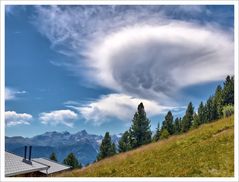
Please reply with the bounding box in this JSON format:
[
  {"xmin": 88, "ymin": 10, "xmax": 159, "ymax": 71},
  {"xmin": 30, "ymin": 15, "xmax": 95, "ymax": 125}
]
[
  {"xmin": 31, "ymin": 159, "xmax": 50, "ymax": 168},
  {"xmin": 33, "ymin": 157, "xmax": 71, "ymax": 168}
]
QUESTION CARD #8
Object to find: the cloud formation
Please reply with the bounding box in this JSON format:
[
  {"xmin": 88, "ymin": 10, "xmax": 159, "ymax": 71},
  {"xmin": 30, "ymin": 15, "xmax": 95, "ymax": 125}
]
[
  {"xmin": 88, "ymin": 23, "xmax": 234, "ymax": 102},
  {"xmin": 33, "ymin": 6, "xmax": 234, "ymax": 101},
  {"xmin": 65, "ymin": 94, "xmax": 182, "ymax": 125},
  {"xmin": 5, "ymin": 111, "xmax": 32, "ymax": 127},
  {"xmin": 5, "ymin": 87, "xmax": 27, "ymax": 101},
  {"xmin": 32, "ymin": 6, "xmax": 234, "ymax": 123},
  {"xmin": 39, "ymin": 109, "xmax": 78, "ymax": 127}
]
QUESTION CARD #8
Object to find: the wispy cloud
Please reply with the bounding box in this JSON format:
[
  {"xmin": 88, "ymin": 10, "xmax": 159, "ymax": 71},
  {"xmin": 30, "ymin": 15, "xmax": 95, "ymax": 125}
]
[
  {"xmin": 5, "ymin": 111, "xmax": 32, "ymax": 127},
  {"xmin": 65, "ymin": 94, "xmax": 183, "ymax": 125},
  {"xmin": 5, "ymin": 87, "xmax": 27, "ymax": 101},
  {"xmin": 33, "ymin": 6, "xmax": 165, "ymax": 50},
  {"xmin": 172, "ymin": 5, "xmax": 206, "ymax": 15},
  {"xmin": 5, "ymin": 5, "xmax": 26, "ymax": 15},
  {"xmin": 39, "ymin": 109, "xmax": 78, "ymax": 127},
  {"xmin": 5, "ymin": 5, "xmax": 15, "ymax": 15}
]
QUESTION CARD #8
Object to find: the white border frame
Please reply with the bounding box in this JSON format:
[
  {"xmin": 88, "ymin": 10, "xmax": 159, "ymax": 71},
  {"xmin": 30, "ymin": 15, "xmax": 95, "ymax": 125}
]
[{"xmin": 0, "ymin": 1, "xmax": 238, "ymax": 182}]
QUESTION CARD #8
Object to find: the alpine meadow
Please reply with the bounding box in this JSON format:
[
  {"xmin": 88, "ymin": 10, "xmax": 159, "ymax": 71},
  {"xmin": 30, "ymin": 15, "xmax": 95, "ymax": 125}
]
[{"xmin": 57, "ymin": 75, "xmax": 234, "ymax": 177}]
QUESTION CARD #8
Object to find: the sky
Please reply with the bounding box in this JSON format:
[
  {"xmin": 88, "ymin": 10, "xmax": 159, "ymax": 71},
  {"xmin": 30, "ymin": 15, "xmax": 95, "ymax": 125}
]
[{"xmin": 5, "ymin": 5, "xmax": 234, "ymax": 137}]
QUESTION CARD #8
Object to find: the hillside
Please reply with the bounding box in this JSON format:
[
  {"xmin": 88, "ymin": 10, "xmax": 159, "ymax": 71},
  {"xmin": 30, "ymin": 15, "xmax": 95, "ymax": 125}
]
[{"xmin": 58, "ymin": 116, "xmax": 234, "ymax": 177}]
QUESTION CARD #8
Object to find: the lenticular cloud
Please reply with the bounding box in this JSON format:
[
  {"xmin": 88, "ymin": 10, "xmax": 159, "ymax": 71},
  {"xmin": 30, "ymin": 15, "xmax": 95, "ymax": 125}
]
[
  {"xmin": 34, "ymin": 5, "xmax": 234, "ymax": 106},
  {"xmin": 87, "ymin": 23, "xmax": 233, "ymax": 102}
]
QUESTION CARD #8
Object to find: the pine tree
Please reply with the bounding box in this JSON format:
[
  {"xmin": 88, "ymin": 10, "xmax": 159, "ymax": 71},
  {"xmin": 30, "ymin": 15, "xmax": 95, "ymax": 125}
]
[
  {"xmin": 204, "ymin": 98, "xmax": 211, "ymax": 122},
  {"xmin": 110, "ymin": 143, "xmax": 117, "ymax": 156},
  {"xmin": 162, "ymin": 111, "xmax": 174, "ymax": 135},
  {"xmin": 63, "ymin": 152, "xmax": 82, "ymax": 169},
  {"xmin": 129, "ymin": 103, "xmax": 152, "ymax": 149},
  {"xmin": 181, "ymin": 102, "xmax": 194, "ymax": 132},
  {"xmin": 192, "ymin": 113, "xmax": 200, "ymax": 128},
  {"xmin": 186, "ymin": 102, "xmax": 194, "ymax": 121},
  {"xmin": 222, "ymin": 75, "xmax": 234, "ymax": 105},
  {"xmin": 214, "ymin": 85, "xmax": 223, "ymax": 119},
  {"xmin": 118, "ymin": 131, "xmax": 131, "ymax": 152},
  {"xmin": 49, "ymin": 152, "xmax": 57, "ymax": 162},
  {"xmin": 173, "ymin": 117, "xmax": 181, "ymax": 134},
  {"xmin": 178, "ymin": 117, "xmax": 182, "ymax": 132},
  {"xmin": 153, "ymin": 122, "xmax": 161, "ymax": 141},
  {"xmin": 97, "ymin": 132, "xmax": 115, "ymax": 160},
  {"xmin": 198, "ymin": 102, "xmax": 206, "ymax": 124},
  {"xmin": 205, "ymin": 96, "xmax": 217, "ymax": 122}
]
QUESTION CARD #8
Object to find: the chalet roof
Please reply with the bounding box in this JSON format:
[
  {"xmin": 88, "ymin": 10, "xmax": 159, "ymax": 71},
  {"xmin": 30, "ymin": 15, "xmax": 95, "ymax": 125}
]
[
  {"xmin": 5, "ymin": 152, "xmax": 48, "ymax": 177},
  {"xmin": 32, "ymin": 158, "xmax": 71, "ymax": 174}
]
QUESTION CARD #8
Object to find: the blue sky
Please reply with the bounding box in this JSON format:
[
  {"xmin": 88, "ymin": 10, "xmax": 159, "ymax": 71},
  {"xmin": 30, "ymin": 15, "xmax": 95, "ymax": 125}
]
[{"xmin": 5, "ymin": 5, "xmax": 234, "ymax": 137}]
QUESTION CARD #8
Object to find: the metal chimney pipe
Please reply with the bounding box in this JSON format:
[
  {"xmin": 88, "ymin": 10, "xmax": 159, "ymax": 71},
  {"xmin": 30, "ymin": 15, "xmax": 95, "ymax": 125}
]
[
  {"xmin": 24, "ymin": 146, "xmax": 27, "ymax": 160},
  {"xmin": 29, "ymin": 146, "xmax": 32, "ymax": 161}
]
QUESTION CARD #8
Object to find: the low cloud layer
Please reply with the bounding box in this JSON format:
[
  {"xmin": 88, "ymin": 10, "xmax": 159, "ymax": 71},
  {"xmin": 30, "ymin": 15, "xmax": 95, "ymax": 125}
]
[
  {"xmin": 5, "ymin": 111, "xmax": 32, "ymax": 127},
  {"xmin": 39, "ymin": 109, "xmax": 78, "ymax": 127},
  {"xmin": 66, "ymin": 94, "xmax": 181, "ymax": 125}
]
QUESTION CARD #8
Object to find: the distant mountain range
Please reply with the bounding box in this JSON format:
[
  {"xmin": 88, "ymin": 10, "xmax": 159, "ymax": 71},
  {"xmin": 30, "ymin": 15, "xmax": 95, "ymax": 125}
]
[{"xmin": 5, "ymin": 130, "xmax": 122, "ymax": 165}]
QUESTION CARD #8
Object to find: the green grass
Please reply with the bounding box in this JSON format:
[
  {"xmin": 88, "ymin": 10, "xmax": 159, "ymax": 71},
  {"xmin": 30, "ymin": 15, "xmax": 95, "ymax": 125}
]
[{"xmin": 58, "ymin": 116, "xmax": 234, "ymax": 177}]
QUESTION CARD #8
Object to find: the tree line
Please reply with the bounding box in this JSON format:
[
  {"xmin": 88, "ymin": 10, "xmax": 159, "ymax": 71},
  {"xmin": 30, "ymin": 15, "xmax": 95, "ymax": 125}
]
[
  {"xmin": 97, "ymin": 75, "xmax": 234, "ymax": 160},
  {"xmin": 48, "ymin": 75, "xmax": 234, "ymax": 167}
]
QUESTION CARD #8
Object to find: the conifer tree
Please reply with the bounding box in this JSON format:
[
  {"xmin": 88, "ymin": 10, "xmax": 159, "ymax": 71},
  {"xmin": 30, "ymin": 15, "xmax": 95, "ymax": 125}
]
[
  {"xmin": 173, "ymin": 117, "xmax": 181, "ymax": 134},
  {"xmin": 162, "ymin": 111, "xmax": 174, "ymax": 135},
  {"xmin": 178, "ymin": 117, "xmax": 182, "ymax": 132},
  {"xmin": 118, "ymin": 131, "xmax": 131, "ymax": 153},
  {"xmin": 97, "ymin": 132, "xmax": 116, "ymax": 160},
  {"xmin": 198, "ymin": 102, "xmax": 206, "ymax": 124},
  {"xmin": 129, "ymin": 103, "xmax": 152, "ymax": 149},
  {"xmin": 110, "ymin": 143, "xmax": 117, "ymax": 156},
  {"xmin": 50, "ymin": 152, "xmax": 57, "ymax": 162},
  {"xmin": 153, "ymin": 122, "xmax": 161, "ymax": 141},
  {"xmin": 205, "ymin": 98, "xmax": 211, "ymax": 122},
  {"xmin": 205, "ymin": 96, "xmax": 217, "ymax": 122},
  {"xmin": 192, "ymin": 113, "xmax": 200, "ymax": 128},
  {"xmin": 63, "ymin": 152, "xmax": 82, "ymax": 169},
  {"xmin": 222, "ymin": 75, "xmax": 234, "ymax": 105},
  {"xmin": 214, "ymin": 85, "xmax": 223, "ymax": 119},
  {"xmin": 181, "ymin": 102, "xmax": 194, "ymax": 132}
]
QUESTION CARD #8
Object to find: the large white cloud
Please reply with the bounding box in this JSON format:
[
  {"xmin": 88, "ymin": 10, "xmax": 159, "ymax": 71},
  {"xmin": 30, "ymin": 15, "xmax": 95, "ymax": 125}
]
[
  {"xmin": 33, "ymin": 6, "xmax": 234, "ymax": 103},
  {"xmin": 66, "ymin": 94, "xmax": 182, "ymax": 125},
  {"xmin": 39, "ymin": 109, "xmax": 78, "ymax": 127},
  {"xmin": 33, "ymin": 6, "xmax": 234, "ymax": 123},
  {"xmin": 5, "ymin": 111, "xmax": 32, "ymax": 127},
  {"xmin": 87, "ymin": 23, "xmax": 233, "ymax": 102}
]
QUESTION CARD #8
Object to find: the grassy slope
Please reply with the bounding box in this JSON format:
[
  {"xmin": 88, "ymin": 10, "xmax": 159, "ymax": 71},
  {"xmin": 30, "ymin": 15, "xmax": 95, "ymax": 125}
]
[{"xmin": 58, "ymin": 116, "xmax": 234, "ymax": 177}]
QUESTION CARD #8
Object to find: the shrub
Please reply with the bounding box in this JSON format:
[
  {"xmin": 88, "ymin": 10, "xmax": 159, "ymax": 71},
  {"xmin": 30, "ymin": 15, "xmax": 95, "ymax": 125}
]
[
  {"xmin": 222, "ymin": 105, "xmax": 234, "ymax": 118},
  {"xmin": 160, "ymin": 129, "xmax": 170, "ymax": 139}
]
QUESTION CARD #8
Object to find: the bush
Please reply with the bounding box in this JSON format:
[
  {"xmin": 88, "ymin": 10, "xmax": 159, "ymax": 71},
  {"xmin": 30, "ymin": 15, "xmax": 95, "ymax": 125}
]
[
  {"xmin": 160, "ymin": 129, "xmax": 170, "ymax": 139},
  {"xmin": 222, "ymin": 105, "xmax": 234, "ymax": 118}
]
